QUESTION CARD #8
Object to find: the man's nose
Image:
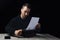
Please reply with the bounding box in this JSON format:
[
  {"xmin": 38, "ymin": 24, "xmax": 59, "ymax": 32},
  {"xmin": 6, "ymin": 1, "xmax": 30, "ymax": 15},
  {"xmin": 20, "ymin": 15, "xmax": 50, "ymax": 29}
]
[{"xmin": 25, "ymin": 13, "xmax": 28, "ymax": 15}]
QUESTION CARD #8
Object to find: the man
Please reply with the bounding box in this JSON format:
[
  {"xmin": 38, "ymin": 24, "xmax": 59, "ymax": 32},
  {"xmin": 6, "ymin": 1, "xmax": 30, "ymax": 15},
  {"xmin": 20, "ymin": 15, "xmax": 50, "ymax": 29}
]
[{"xmin": 5, "ymin": 3, "xmax": 40, "ymax": 37}]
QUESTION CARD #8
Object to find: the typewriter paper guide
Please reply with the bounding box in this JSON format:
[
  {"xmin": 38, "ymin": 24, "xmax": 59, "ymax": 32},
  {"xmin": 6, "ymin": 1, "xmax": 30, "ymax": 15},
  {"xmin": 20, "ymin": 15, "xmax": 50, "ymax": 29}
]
[{"xmin": 26, "ymin": 17, "xmax": 40, "ymax": 30}]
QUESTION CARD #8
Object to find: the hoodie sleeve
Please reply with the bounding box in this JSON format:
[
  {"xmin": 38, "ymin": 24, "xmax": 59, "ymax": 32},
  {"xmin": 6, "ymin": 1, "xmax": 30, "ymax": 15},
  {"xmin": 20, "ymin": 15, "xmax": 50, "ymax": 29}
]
[{"xmin": 5, "ymin": 18, "xmax": 17, "ymax": 36}]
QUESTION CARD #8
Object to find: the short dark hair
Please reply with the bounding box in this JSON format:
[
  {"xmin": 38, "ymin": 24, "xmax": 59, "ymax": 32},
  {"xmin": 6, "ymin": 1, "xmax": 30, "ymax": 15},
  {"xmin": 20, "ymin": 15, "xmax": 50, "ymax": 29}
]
[{"xmin": 21, "ymin": 3, "xmax": 31, "ymax": 9}]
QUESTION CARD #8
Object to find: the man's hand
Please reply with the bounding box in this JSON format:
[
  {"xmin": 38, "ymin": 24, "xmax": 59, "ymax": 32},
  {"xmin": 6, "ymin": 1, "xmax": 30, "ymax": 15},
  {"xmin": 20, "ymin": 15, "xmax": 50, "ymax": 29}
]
[
  {"xmin": 35, "ymin": 23, "xmax": 41, "ymax": 29},
  {"xmin": 14, "ymin": 29, "xmax": 22, "ymax": 36}
]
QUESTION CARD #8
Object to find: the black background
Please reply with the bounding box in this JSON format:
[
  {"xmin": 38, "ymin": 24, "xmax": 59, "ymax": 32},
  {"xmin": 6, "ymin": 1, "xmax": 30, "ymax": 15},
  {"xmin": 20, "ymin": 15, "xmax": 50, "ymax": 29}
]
[{"xmin": 0, "ymin": 0, "xmax": 60, "ymax": 38}]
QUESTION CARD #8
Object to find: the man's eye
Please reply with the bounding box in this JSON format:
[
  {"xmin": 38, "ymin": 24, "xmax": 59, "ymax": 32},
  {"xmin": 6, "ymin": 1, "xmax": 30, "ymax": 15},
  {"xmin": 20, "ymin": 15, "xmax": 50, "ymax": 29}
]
[{"xmin": 25, "ymin": 11, "xmax": 27, "ymax": 12}]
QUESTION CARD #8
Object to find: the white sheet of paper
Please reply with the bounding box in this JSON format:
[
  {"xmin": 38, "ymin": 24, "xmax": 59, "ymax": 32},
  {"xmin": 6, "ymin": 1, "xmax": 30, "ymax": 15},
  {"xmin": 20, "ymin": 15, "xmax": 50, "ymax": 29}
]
[{"xmin": 26, "ymin": 17, "xmax": 40, "ymax": 30}]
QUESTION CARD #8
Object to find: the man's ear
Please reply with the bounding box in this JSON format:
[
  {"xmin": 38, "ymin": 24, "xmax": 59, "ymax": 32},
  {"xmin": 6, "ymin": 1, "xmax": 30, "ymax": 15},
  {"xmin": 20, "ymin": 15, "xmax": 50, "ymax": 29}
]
[{"xmin": 21, "ymin": 9, "xmax": 22, "ymax": 12}]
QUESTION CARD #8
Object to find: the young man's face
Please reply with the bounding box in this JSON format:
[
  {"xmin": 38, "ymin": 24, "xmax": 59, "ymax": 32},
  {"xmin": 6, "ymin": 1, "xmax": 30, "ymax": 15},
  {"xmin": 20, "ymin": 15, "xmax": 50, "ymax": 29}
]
[{"xmin": 21, "ymin": 6, "xmax": 30, "ymax": 17}]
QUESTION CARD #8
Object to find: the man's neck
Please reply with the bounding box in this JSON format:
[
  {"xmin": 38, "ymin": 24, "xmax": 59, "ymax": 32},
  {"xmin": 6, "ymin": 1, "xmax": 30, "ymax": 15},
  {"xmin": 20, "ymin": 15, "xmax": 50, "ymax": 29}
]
[{"xmin": 20, "ymin": 14, "xmax": 26, "ymax": 20}]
